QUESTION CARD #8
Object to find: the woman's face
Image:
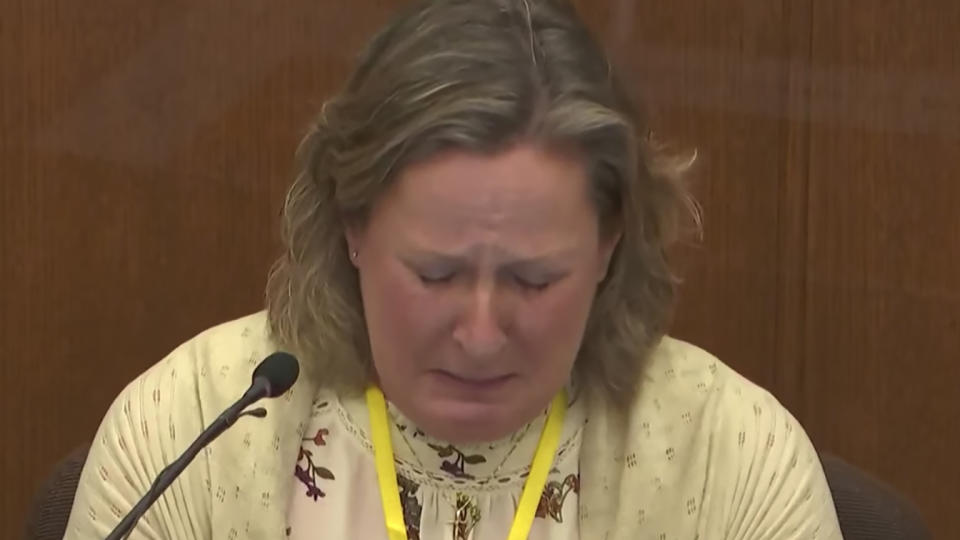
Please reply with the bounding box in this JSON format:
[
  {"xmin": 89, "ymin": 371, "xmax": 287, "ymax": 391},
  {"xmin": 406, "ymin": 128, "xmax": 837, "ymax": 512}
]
[{"xmin": 348, "ymin": 143, "xmax": 619, "ymax": 443}]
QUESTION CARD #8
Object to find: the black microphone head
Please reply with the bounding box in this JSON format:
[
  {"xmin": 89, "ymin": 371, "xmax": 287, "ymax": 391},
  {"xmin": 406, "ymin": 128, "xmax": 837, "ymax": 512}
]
[{"xmin": 252, "ymin": 352, "xmax": 300, "ymax": 397}]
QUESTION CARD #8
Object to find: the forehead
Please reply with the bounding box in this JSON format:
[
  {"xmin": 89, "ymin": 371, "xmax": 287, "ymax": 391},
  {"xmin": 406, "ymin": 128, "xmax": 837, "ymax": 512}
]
[{"xmin": 376, "ymin": 144, "xmax": 594, "ymax": 232}]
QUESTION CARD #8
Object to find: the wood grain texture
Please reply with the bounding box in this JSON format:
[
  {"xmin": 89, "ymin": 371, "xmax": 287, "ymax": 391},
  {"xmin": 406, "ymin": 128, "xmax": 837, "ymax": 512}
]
[
  {"xmin": 0, "ymin": 2, "xmax": 397, "ymax": 537},
  {"xmin": 588, "ymin": 0, "xmax": 813, "ymax": 399},
  {"xmin": 802, "ymin": 1, "xmax": 960, "ymax": 536},
  {"xmin": 1, "ymin": 1, "xmax": 957, "ymax": 538},
  {"xmin": 588, "ymin": 0, "xmax": 959, "ymax": 537}
]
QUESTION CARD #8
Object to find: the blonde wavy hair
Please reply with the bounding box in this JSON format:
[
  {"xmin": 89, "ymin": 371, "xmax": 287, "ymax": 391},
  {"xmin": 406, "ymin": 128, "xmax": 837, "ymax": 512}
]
[{"xmin": 266, "ymin": 0, "xmax": 698, "ymax": 406}]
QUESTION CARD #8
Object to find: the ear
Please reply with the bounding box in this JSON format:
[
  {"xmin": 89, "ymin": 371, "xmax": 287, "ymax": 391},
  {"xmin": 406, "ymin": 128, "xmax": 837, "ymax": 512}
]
[
  {"xmin": 344, "ymin": 225, "xmax": 363, "ymax": 267},
  {"xmin": 597, "ymin": 230, "xmax": 622, "ymax": 283}
]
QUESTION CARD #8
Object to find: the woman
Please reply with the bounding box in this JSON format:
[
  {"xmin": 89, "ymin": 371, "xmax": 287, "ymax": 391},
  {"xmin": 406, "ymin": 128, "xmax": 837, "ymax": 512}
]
[{"xmin": 66, "ymin": 0, "xmax": 842, "ymax": 538}]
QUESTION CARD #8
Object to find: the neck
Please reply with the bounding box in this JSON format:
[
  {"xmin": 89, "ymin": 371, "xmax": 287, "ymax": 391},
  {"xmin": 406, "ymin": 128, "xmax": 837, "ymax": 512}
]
[
  {"xmin": 387, "ymin": 378, "xmax": 581, "ymax": 446},
  {"xmin": 384, "ymin": 389, "xmax": 572, "ymax": 482},
  {"xmin": 333, "ymin": 382, "xmax": 585, "ymax": 482},
  {"xmin": 386, "ymin": 399, "xmax": 547, "ymax": 449}
]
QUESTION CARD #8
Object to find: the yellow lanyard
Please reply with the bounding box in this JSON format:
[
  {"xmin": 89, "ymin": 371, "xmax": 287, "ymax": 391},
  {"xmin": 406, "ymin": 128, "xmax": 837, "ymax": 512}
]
[{"xmin": 366, "ymin": 386, "xmax": 567, "ymax": 540}]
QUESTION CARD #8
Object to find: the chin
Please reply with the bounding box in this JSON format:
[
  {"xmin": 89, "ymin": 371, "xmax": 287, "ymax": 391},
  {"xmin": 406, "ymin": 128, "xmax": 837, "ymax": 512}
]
[
  {"xmin": 419, "ymin": 402, "xmax": 523, "ymax": 444},
  {"xmin": 430, "ymin": 422, "xmax": 516, "ymax": 445}
]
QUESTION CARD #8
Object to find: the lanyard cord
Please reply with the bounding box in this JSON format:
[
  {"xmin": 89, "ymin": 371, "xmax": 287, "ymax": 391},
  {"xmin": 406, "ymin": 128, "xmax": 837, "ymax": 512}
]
[{"xmin": 366, "ymin": 386, "xmax": 567, "ymax": 540}]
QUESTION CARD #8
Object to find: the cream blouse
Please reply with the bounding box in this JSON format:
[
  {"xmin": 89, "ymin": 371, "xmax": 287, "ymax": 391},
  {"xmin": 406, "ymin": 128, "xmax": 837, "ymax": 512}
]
[
  {"xmin": 64, "ymin": 311, "xmax": 843, "ymax": 539},
  {"xmin": 286, "ymin": 384, "xmax": 585, "ymax": 539}
]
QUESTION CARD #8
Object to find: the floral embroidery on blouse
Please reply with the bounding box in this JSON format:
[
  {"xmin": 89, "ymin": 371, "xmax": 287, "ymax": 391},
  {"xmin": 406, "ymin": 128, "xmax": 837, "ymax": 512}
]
[
  {"xmin": 287, "ymin": 389, "xmax": 585, "ymax": 539},
  {"xmin": 398, "ymin": 474, "xmax": 423, "ymax": 540},
  {"xmin": 427, "ymin": 442, "xmax": 488, "ymax": 479},
  {"xmin": 452, "ymin": 492, "xmax": 482, "ymax": 540},
  {"xmin": 294, "ymin": 427, "xmax": 335, "ymax": 500},
  {"xmin": 536, "ymin": 473, "xmax": 580, "ymax": 523}
]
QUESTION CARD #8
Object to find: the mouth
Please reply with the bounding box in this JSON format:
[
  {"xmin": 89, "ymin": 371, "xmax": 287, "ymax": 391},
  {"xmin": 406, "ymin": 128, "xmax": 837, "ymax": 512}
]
[{"xmin": 432, "ymin": 370, "xmax": 515, "ymax": 391}]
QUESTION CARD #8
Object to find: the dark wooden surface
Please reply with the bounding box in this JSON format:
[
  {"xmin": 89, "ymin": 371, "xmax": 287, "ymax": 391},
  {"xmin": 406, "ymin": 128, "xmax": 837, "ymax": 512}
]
[{"xmin": 2, "ymin": 1, "xmax": 957, "ymax": 538}]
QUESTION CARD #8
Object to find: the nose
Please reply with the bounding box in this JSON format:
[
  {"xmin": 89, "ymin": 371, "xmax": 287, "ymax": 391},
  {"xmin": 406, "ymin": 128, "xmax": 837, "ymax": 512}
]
[{"xmin": 452, "ymin": 284, "xmax": 507, "ymax": 359}]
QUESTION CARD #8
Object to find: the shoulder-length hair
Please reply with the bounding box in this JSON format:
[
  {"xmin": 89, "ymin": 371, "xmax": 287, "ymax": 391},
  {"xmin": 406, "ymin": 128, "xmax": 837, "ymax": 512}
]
[{"xmin": 266, "ymin": 0, "xmax": 698, "ymax": 406}]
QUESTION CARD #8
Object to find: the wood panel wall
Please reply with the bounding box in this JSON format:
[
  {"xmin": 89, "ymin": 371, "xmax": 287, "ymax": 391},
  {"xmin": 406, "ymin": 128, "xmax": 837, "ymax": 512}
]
[{"xmin": 2, "ymin": 1, "xmax": 957, "ymax": 537}]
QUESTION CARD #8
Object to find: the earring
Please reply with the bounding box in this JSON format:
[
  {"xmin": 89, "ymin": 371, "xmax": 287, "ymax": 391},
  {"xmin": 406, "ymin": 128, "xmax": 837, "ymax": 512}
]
[{"xmin": 350, "ymin": 250, "xmax": 358, "ymax": 260}]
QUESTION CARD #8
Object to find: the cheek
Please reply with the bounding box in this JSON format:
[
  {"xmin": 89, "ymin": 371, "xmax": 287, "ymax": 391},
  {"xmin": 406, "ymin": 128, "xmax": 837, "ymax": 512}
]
[
  {"xmin": 361, "ymin": 267, "xmax": 453, "ymax": 359},
  {"xmin": 513, "ymin": 281, "xmax": 596, "ymax": 363}
]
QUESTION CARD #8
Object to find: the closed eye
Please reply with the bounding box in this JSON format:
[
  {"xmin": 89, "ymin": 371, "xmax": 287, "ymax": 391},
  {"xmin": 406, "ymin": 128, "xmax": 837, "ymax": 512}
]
[
  {"xmin": 417, "ymin": 270, "xmax": 455, "ymax": 285},
  {"xmin": 513, "ymin": 275, "xmax": 553, "ymax": 291}
]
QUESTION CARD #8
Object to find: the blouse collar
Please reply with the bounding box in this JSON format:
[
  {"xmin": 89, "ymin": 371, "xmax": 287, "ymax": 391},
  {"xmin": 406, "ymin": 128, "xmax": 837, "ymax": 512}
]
[{"xmin": 334, "ymin": 380, "xmax": 585, "ymax": 485}]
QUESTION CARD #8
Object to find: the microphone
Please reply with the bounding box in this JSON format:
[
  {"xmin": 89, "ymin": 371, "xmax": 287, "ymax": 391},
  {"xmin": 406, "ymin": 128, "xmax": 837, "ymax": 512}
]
[{"xmin": 105, "ymin": 352, "xmax": 300, "ymax": 540}]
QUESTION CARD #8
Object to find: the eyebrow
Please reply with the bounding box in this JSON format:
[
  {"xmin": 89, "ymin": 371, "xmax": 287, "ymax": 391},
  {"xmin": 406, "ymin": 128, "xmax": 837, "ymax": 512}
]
[{"xmin": 401, "ymin": 246, "xmax": 577, "ymax": 267}]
